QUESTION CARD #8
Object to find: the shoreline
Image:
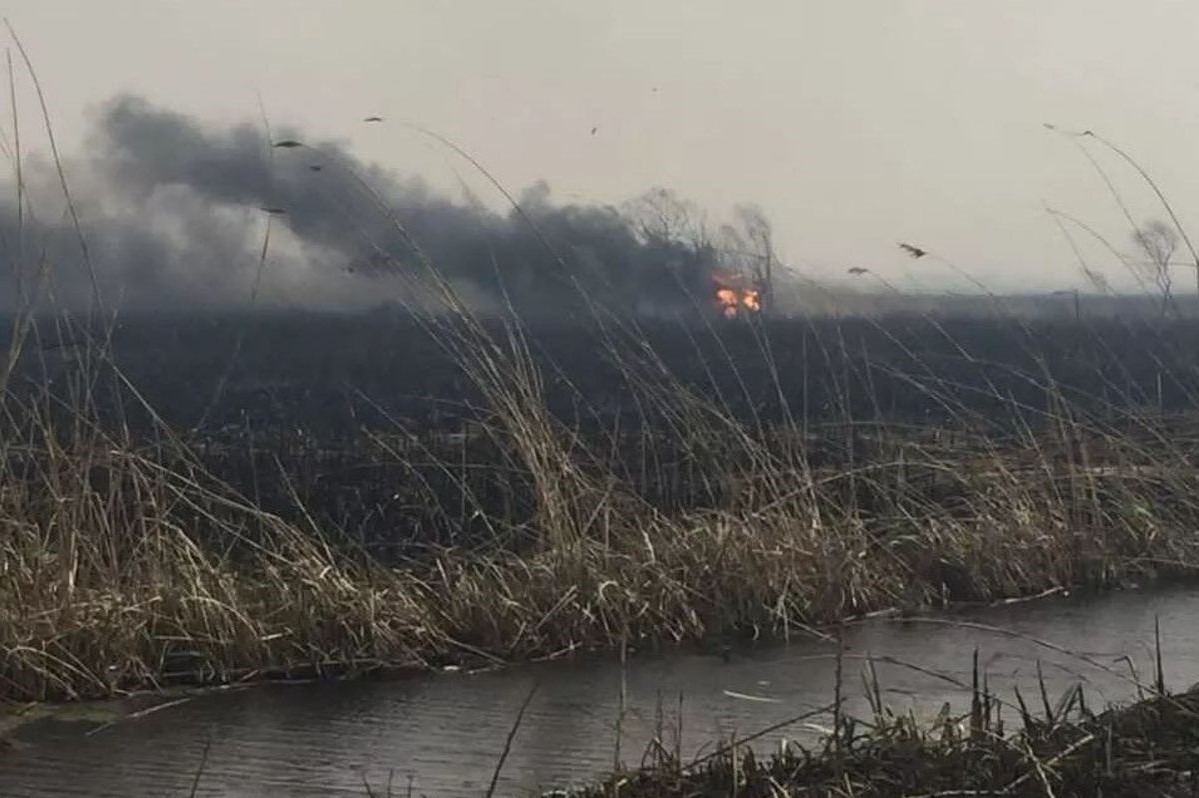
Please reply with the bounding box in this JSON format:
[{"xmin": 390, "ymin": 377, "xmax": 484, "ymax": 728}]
[
  {"xmin": 1, "ymin": 577, "xmax": 1179, "ymax": 725},
  {"xmin": 567, "ymin": 674, "xmax": 1199, "ymax": 797},
  {"xmin": 5, "ymin": 579, "xmax": 1196, "ymax": 795}
]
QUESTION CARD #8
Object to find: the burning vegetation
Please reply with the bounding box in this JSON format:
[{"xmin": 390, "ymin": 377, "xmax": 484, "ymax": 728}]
[{"xmin": 712, "ymin": 272, "xmax": 763, "ymax": 318}]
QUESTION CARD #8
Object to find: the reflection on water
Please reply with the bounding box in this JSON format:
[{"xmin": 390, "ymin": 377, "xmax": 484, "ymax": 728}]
[{"xmin": 3, "ymin": 586, "xmax": 1199, "ymax": 797}]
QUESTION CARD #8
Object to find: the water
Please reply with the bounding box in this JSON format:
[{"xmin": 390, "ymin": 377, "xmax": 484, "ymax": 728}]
[{"xmin": 4, "ymin": 586, "xmax": 1199, "ymax": 797}]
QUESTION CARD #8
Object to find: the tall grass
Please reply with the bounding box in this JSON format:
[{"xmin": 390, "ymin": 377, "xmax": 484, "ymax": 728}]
[{"xmin": 6, "ymin": 305, "xmax": 1199, "ymax": 701}]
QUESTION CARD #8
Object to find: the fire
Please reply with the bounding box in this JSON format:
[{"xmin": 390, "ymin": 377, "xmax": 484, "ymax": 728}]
[
  {"xmin": 713, "ymin": 274, "xmax": 762, "ymax": 319},
  {"xmin": 715, "ymin": 288, "xmax": 739, "ymax": 319}
]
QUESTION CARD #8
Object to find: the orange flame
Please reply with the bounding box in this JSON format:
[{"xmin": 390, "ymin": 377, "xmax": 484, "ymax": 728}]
[
  {"xmin": 715, "ymin": 287, "xmax": 739, "ymax": 319},
  {"xmin": 713, "ymin": 274, "xmax": 762, "ymax": 318}
]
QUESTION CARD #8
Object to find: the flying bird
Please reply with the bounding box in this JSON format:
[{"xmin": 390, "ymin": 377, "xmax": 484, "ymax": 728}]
[
  {"xmin": 364, "ymin": 116, "xmax": 384, "ymax": 123},
  {"xmin": 898, "ymin": 243, "xmax": 927, "ymax": 259},
  {"xmin": 847, "ymin": 267, "xmax": 869, "ymax": 276},
  {"xmin": 260, "ymin": 207, "xmax": 288, "ymax": 215},
  {"xmin": 272, "ymin": 139, "xmax": 303, "ymax": 149},
  {"xmin": 591, "ymin": 126, "xmax": 598, "ymax": 135},
  {"xmin": 308, "ymin": 164, "xmax": 323, "ymax": 172}
]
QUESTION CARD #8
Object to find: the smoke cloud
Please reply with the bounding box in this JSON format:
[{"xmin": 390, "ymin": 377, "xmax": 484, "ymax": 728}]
[{"xmin": 1, "ymin": 95, "xmax": 739, "ymax": 318}]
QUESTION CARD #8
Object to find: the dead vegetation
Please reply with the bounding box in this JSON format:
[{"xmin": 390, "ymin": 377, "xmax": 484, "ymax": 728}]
[{"xmin": 5, "ymin": 308, "xmax": 1199, "ymax": 703}]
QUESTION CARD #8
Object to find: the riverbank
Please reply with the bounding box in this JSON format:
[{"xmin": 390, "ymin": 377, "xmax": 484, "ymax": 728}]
[
  {"xmin": 570, "ymin": 677, "xmax": 1199, "ymax": 797},
  {"xmin": 5, "ymin": 409, "xmax": 1199, "ymax": 703},
  {"xmin": 4, "ymin": 584, "xmax": 1195, "ymax": 795}
]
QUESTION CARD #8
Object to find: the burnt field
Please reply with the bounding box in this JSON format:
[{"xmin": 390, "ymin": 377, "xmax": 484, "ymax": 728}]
[
  {"xmin": 6, "ymin": 308, "xmax": 1199, "ymax": 555},
  {"xmin": 18, "ymin": 308, "xmax": 1199, "ymax": 431}
]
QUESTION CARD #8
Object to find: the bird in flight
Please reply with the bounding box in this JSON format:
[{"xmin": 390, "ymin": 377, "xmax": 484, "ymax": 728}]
[
  {"xmin": 591, "ymin": 126, "xmax": 598, "ymax": 135},
  {"xmin": 308, "ymin": 164, "xmax": 322, "ymax": 172},
  {"xmin": 364, "ymin": 116, "xmax": 384, "ymax": 123},
  {"xmin": 898, "ymin": 243, "xmax": 927, "ymax": 259},
  {"xmin": 272, "ymin": 139, "xmax": 303, "ymax": 149},
  {"xmin": 847, "ymin": 267, "xmax": 869, "ymax": 275}
]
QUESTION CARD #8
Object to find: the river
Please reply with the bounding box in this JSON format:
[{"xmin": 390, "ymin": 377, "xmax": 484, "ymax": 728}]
[{"xmin": 3, "ymin": 585, "xmax": 1198, "ymax": 797}]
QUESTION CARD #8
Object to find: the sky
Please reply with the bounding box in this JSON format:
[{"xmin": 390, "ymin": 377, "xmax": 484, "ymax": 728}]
[{"xmin": 5, "ymin": 0, "xmax": 1199, "ymax": 295}]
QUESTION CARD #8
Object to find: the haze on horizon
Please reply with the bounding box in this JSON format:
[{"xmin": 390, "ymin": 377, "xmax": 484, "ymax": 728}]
[{"xmin": 4, "ymin": 0, "xmax": 1199, "ymax": 302}]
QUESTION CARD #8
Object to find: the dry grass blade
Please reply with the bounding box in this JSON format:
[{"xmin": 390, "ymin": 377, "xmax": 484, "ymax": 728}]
[
  {"xmin": 188, "ymin": 736, "xmax": 212, "ymax": 798},
  {"xmin": 484, "ymin": 682, "xmax": 539, "ymax": 798}
]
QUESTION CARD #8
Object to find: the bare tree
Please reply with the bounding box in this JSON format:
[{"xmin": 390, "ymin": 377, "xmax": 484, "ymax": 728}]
[
  {"xmin": 735, "ymin": 204, "xmax": 774, "ymax": 307},
  {"xmin": 1132, "ymin": 219, "xmax": 1178, "ymax": 317},
  {"xmin": 621, "ymin": 187, "xmax": 707, "ymax": 248},
  {"xmin": 718, "ymin": 204, "xmax": 776, "ymax": 311}
]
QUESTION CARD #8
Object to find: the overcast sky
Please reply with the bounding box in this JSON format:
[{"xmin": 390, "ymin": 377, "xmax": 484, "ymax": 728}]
[{"xmin": 5, "ymin": 0, "xmax": 1199, "ymax": 293}]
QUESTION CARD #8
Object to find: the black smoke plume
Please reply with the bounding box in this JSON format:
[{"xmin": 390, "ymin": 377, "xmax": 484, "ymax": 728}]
[{"xmin": 1, "ymin": 95, "xmax": 733, "ymax": 318}]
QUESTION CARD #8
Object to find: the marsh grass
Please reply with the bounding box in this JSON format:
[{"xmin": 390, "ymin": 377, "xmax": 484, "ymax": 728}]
[
  {"xmin": 5, "ymin": 319, "xmax": 1199, "ymax": 702},
  {"xmin": 8, "ymin": 265, "xmax": 1199, "ymax": 703}
]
